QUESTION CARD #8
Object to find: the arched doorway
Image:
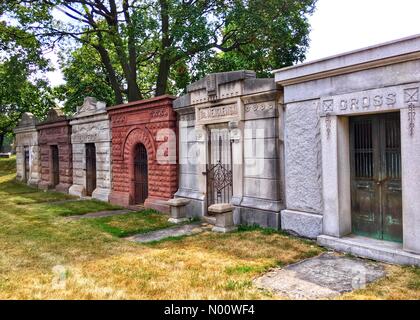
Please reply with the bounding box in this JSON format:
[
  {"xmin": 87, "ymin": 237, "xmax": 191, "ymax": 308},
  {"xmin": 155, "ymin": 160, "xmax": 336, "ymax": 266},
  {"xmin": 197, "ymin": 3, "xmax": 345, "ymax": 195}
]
[{"xmin": 134, "ymin": 143, "xmax": 148, "ymax": 204}]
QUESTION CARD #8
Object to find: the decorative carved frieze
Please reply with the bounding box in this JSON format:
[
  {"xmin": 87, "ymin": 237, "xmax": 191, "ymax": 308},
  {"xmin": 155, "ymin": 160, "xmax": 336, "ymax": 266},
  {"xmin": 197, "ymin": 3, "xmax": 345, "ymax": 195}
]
[{"xmin": 151, "ymin": 108, "xmax": 169, "ymax": 118}]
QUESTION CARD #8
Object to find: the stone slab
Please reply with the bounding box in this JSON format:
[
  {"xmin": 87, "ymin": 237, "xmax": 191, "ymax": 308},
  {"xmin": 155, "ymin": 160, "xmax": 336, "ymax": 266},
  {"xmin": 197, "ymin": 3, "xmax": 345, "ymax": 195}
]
[
  {"xmin": 127, "ymin": 223, "xmax": 211, "ymax": 243},
  {"xmin": 254, "ymin": 252, "xmax": 386, "ymax": 300},
  {"xmin": 281, "ymin": 210, "xmax": 323, "ymax": 239},
  {"xmin": 318, "ymin": 235, "xmax": 420, "ymax": 266},
  {"xmin": 208, "ymin": 203, "xmax": 234, "ymax": 214}
]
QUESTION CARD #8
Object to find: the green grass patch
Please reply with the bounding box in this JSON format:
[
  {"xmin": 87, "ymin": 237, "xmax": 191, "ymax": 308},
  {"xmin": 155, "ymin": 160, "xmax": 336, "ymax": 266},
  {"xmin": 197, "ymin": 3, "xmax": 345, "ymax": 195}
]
[
  {"xmin": 88, "ymin": 209, "xmax": 174, "ymax": 237},
  {"xmin": 34, "ymin": 199, "xmax": 122, "ymax": 217}
]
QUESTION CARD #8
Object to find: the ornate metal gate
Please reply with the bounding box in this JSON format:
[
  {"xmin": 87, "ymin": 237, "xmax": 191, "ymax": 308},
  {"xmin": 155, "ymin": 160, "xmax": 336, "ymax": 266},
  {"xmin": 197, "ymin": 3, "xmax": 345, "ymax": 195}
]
[
  {"xmin": 205, "ymin": 125, "xmax": 233, "ymax": 206},
  {"xmin": 24, "ymin": 147, "xmax": 30, "ymax": 183},
  {"xmin": 85, "ymin": 143, "xmax": 97, "ymax": 196},
  {"xmin": 350, "ymin": 112, "xmax": 402, "ymax": 242},
  {"xmin": 134, "ymin": 143, "xmax": 148, "ymax": 204},
  {"xmin": 51, "ymin": 145, "xmax": 59, "ymax": 187}
]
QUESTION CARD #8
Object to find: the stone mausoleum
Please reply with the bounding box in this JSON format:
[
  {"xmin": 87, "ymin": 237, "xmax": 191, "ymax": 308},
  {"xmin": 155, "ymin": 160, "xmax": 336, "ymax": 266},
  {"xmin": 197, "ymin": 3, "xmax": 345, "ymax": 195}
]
[
  {"xmin": 173, "ymin": 71, "xmax": 284, "ymax": 228},
  {"xmin": 13, "ymin": 112, "xmax": 41, "ymax": 186},
  {"xmin": 108, "ymin": 95, "xmax": 178, "ymax": 212},
  {"xmin": 37, "ymin": 108, "xmax": 73, "ymax": 193},
  {"xmin": 69, "ymin": 97, "xmax": 112, "ymax": 201},
  {"xmin": 274, "ymin": 34, "xmax": 420, "ymax": 265}
]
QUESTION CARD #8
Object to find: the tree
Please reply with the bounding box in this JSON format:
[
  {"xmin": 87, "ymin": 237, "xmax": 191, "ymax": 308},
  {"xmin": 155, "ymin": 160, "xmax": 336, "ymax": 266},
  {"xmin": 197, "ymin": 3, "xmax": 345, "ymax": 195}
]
[
  {"xmin": 1, "ymin": 0, "xmax": 317, "ymax": 104},
  {"xmin": 0, "ymin": 22, "xmax": 54, "ymax": 151}
]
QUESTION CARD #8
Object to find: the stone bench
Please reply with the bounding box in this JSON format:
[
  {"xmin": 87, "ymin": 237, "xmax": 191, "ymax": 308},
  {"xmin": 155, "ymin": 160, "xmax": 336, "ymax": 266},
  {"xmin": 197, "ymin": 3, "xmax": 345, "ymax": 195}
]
[
  {"xmin": 167, "ymin": 198, "xmax": 191, "ymax": 223},
  {"xmin": 208, "ymin": 203, "xmax": 237, "ymax": 233}
]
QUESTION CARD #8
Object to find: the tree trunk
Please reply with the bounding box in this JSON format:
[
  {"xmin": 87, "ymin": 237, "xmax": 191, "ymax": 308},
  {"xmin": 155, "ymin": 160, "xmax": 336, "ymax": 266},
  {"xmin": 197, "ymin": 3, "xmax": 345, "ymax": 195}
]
[
  {"xmin": 0, "ymin": 133, "xmax": 4, "ymax": 153},
  {"xmin": 155, "ymin": 57, "xmax": 170, "ymax": 96},
  {"xmin": 95, "ymin": 43, "xmax": 124, "ymax": 105},
  {"xmin": 155, "ymin": 0, "xmax": 171, "ymax": 96}
]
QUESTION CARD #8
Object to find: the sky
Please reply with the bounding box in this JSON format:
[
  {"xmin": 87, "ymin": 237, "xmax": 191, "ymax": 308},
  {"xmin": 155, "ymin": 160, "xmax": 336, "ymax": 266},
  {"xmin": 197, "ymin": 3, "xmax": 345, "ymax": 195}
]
[{"xmin": 45, "ymin": 0, "xmax": 420, "ymax": 84}]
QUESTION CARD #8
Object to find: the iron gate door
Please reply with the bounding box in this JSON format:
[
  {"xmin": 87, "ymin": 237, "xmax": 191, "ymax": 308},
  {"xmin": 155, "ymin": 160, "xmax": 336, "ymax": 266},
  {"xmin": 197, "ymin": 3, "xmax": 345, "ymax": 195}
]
[
  {"xmin": 51, "ymin": 145, "xmax": 59, "ymax": 187},
  {"xmin": 134, "ymin": 143, "xmax": 148, "ymax": 204},
  {"xmin": 85, "ymin": 143, "xmax": 97, "ymax": 196},
  {"xmin": 24, "ymin": 147, "xmax": 30, "ymax": 183},
  {"xmin": 206, "ymin": 124, "xmax": 233, "ymax": 206},
  {"xmin": 350, "ymin": 112, "xmax": 402, "ymax": 242}
]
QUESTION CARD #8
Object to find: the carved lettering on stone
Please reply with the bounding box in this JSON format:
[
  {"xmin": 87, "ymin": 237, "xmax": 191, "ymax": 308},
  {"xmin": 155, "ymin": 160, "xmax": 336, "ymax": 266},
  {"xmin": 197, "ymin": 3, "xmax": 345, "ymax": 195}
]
[
  {"xmin": 321, "ymin": 86, "xmax": 404, "ymax": 116},
  {"xmin": 198, "ymin": 104, "xmax": 238, "ymax": 121}
]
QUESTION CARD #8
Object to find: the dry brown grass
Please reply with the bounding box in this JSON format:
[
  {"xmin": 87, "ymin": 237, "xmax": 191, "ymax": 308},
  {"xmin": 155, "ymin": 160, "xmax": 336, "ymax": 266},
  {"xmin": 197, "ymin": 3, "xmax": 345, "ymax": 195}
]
[
  {"xmin": 339, "ymin": 265, "xmax": 420, "ymax": 300},
  {"xmin": 1, "ymin": 157, "xmax": 419, "ymax": 300},
  {"xmin": 0, "ymin": 157, "xmax": 323, "ymax": 299}
]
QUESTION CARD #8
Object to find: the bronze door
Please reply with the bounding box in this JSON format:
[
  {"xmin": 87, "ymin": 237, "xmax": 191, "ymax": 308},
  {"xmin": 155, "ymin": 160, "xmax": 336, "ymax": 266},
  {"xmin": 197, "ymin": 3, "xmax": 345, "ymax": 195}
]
[
  {"xmin": 85, "ymin": 143, "xmax": 97, "ymax": 196},
  {"xmin": 24, "ymin": 147, "xmax": 30, "ymax": 182},
  {"xmin": 350, "ymin": 112, "xmax": 402, "ymax": 242},
  {"xmin": 51, "ymin": 145, "xmax": 59, "ymax": 187},
  {"xmin": 134, "ymin": 143, "xmax": 148, "ymax": 204},
  {"xmin": 206, "ymin": 124, "xmax": 233, "ymax": 206}
]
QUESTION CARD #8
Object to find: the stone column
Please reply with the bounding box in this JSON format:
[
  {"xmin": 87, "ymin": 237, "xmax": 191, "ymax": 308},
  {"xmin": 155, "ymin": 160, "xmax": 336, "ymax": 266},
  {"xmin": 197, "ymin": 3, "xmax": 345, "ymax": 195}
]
[
  {"xmin": 321, "ymin": 115, "xmax": 352, "ymax": 237},
  {"xmin": 230, "ymin": 120, "xmax": 243, "ymax": 224},
  {"xmin": 195, "ymin": 124, "xmax": 208, "ymax": 215},
  {"xmin": 401, "ymin": 105, "xmax": 420, "ymax": 254}
]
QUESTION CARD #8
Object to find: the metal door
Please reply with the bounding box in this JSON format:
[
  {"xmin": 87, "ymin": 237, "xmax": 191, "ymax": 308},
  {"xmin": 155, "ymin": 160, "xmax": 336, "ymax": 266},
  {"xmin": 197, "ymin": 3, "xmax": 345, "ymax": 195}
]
[
  {"xmin": 51, "ymin": 145, "xmax": 59, "ymax": 187},
  {"xmin": 85, "ymin": 143, "xmax": 97, "ymax": 196},
  {"xmin": 24, "ymin": 147, "xmax": 30, "ymax": 183},
  {"xmin": 134, "ymin": 143, "xmax": 148, "ymax": 204},
  {"xmin": 205, "ymin": 124, "xmax": 233, "ymax": 206},
  {"xmin": 350, "ymin": 112, "xmax": 402, "ymax": 242}
]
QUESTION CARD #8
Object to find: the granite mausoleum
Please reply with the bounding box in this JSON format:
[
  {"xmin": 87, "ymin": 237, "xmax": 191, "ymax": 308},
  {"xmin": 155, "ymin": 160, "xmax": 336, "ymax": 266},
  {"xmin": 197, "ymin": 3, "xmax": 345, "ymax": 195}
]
[
  {"xmin": 108, "ymin": 95, "xmax": 177, "ymax": 212},
  {"xmin": 69, "ymin": 97, "xmax": 112, "ymax": 201},
  {"xmin": 37, "ymin": 108, "xmax": 73, "ymax": 193},
  {"xmin": 13, "ymin": 112, "xmax": 40, "ymax": 186},
  {"xmin": 274, "ymin": 35, "xmax": 420, "ymax": 265},
  {"xmin": 173, "ymin": 71, "xmax": 284, "ymax": 228}
]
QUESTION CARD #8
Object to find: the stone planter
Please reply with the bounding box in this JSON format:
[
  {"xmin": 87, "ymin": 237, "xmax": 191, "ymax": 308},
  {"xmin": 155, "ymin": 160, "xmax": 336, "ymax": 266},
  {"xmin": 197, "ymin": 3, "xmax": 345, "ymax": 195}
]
[
  {"xmin": 167, "ymin": 198, "xmax": 191, "ymax": 223},
  {"xmin": 208, "ymin": 203, "xmax": 237, "ymax": 233}
]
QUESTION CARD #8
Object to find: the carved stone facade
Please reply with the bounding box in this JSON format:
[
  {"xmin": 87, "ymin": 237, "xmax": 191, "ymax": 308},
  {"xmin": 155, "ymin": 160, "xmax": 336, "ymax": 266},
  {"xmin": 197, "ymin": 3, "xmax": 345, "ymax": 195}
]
[
  {"xmin": 275, "ymin": 34, "xmax": 420, "ymax": 265},
  {"xmin": 108, "ymin": 95, "xmax": 177, "ymax": 212},
  {"xmin": 14, "ymin": 113, "xmax": 40, "ymax": 186},
  {"xmin": 36, "ymin": 108, "xmax": 73, "ymax": 193},
  {"xmin": 173, "ymin": 71, "xmax": 284, "ymax": 228},
  {"xmin": 69, "ymin": 97, "xmax": 112, "ymax": 201}
]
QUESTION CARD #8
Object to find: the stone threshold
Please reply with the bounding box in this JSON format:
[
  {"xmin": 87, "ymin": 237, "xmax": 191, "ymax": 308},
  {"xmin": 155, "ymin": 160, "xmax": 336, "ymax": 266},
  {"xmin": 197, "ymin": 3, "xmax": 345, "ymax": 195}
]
[{"xmin": 318, "ymin": 234, "xmax": 420, "ymax": 267}]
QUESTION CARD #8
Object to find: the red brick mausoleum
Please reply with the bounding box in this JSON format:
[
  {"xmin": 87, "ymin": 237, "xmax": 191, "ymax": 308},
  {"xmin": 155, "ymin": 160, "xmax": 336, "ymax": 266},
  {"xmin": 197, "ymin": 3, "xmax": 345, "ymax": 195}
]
[
  {"xmin": 107, "ymin": 95, "xmax": 178, "ymax": 212},
  {"xmin": 36, "ymin": 108, "xmax": 73, "ymax": 193}
]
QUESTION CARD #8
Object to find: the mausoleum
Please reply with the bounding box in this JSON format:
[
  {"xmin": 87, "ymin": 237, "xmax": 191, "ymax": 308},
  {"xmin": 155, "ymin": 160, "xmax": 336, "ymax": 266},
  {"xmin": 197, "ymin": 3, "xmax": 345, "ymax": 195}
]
[
  {"xmin": 14, "ymin": 112, "xmax": 40, "ymax": 186},
  {"xmin": 69, "ymin": 97, "xmax": 112, "ymax": 201},
  {"xmin": 108, "ymin": 95, "xmax": 177, "ymax": 212},
  {"xmin": 173, "ymin": 71, "xmax": 283, "ymax": 228},
  {"xmin": 274, "ymin": 34, "xmax": 420, "ymax": 265},
  {"xmin": 37, "ymin": 108, "xmax": 73, "ymax": 193}
]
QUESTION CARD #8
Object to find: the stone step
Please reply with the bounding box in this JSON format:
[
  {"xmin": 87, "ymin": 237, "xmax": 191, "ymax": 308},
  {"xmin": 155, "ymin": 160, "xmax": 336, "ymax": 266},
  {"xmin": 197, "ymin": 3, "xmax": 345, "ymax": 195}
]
[{"xmin": 317, "ymin": 234, "xmax": 420, "ymax": 266}]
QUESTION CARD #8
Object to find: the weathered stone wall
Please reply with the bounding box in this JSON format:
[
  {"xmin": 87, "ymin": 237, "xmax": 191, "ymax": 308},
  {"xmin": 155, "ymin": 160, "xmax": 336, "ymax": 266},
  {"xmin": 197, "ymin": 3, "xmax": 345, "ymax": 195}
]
[
  {"xmin": 108, "ymin": 95, "xmax": 177, "ymax": 212},
  {"xmin": 14, "ymin": 113, "xmax": 40, "ymax": 186},
  {"xmin": 284, "ymin": 100, "xmax": 323, "ymax": 214},
  {"xmin": 69, "ymin": 97, "xmax": 112, "ymax": 201},
  {"xmin": 37, "ymin": 108, "xmax": 73, "ymax": 193}
]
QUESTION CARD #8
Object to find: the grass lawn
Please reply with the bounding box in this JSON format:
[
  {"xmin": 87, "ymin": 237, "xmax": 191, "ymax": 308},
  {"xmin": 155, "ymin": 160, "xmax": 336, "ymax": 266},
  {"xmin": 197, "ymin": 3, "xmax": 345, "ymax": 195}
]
[
  {"xmin": 0, "ymin": 156, "xmax": 419, "ymax": 299},
  {"xmin": 87, "ymin": 210, "xmax": 177, "ymax": 237}
]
